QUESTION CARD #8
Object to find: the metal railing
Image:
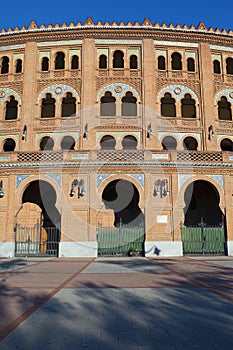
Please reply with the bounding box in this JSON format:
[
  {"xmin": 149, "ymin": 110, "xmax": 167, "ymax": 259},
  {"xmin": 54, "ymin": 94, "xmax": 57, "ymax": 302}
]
[{"xmin": 97, "ymin": 224, "xmax": 145, "ymax": 256}]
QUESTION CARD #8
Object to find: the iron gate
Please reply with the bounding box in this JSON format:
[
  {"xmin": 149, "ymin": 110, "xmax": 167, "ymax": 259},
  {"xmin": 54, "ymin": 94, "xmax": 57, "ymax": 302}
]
[
  {"xmin": 181, "ymin": 222, "xmax": 226, "ymax": 256},
  {"xmin": 14, "ymin": 223, "xmax": 60, "ymax": 257},
  {"xmin": 97, "ymin": 224, "xmax": 145, "ymax": 256}
]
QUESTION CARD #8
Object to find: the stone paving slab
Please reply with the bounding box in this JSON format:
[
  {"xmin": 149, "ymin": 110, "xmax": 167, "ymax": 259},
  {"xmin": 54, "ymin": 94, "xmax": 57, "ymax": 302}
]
[
  {"xmin": 1, "ymin": 272, "xmax": 74, "ymax": 288},
  {"xmin": 0, "ymin": 260, "xmax": 38, "ymax": 273},
  {"xmin": 1, "ymin": 257, "xmax": 233, "ymax": 349},
  {"xmin": 82, "ymin": 261, "xmax": 170, "ymax": 274},
  {"xmin": 1, "ymin": 287, "xmax": 233, "ymax": 350},
  {"xmin": 206, "ymin": 260, "xmax": 233, "ymax": 268},
  {"xmin": 66, "ymin": 272, "xmax": 195, "ymax": 289},
  {"xmin": 0, "ymin": 288, "xmax": 53, "ymax": 333}
]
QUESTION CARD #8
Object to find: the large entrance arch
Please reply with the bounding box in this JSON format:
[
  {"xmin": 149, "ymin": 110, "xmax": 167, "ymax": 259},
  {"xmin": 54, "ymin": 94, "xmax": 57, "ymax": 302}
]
[
  {"xmin": 184, "ymin": 180, "xmax": 224, "ymax": 226},
  {"xmin": 102, "ymin": 179, "xmax": 144, "ymax": 227},
  {"xmin": 15, "ymin": 180, "xmax": 61, "ymax": 257},
  {"xmin": 181, "ymin": 180, "xmax": 226, "ymax": 255},
  {"xmin": 98, "ymin": 179, "xmax": 145, "ymax": 256}
]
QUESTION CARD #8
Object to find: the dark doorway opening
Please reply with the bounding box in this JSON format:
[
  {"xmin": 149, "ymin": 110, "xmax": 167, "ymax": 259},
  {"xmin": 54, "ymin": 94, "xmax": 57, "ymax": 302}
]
[
  {"xmin": 184, "ymin": 180, "xmax": 224, "ymax": 226},
  {"xmin": 16, "ymin": 180, "xmax": 61, "ymax": 257},
  {"xmin": 102, "ymin": 179, "xmax": 144, "ymax": 227},
  {"xmin": 182, "ymin": 180, "xmax": 226, "ymax": 255}
]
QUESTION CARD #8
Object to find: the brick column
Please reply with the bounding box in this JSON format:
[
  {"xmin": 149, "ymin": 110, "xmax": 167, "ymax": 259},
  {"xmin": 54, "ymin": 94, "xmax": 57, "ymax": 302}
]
[
  {"xmin": 80, "ymin": 38, "xmax": 96, "ymax": 151},
  {"xmin": 142, "ymin": 38, "xmax": 157, "ymax": 150},
  {"xmin": 20, "ymin": 42, "xmax": 38, "ymax": 151},
  {"xmin": 198, "ymin": 43, "xmax": 217, "ymax": 151}
]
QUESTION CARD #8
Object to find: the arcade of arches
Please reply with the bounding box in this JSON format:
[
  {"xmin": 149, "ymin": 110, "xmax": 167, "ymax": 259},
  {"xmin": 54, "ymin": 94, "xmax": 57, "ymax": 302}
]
[{"xmin": 2, "ymin": 22, "xmax": 233, "ymax": 259}]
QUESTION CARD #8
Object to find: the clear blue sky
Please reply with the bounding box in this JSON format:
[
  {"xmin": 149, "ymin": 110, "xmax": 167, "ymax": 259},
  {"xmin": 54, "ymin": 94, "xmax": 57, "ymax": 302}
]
[{"xmin": 1, "ymin": 0, "xmax": 233, "ymax": 32}]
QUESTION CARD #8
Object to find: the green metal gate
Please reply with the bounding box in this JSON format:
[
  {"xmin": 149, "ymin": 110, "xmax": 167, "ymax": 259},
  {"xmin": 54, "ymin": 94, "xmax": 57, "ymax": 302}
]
[
  {"xmin": 181, "ymin": 222, "xmax": 226, "ymax": 256},
  {"xmin": 97, "ymin": 224, "xmax": 145, "ymax": 256},
  {"xmin": 15, "ymin": 223, "xmax": 60, "ymax": 257}
]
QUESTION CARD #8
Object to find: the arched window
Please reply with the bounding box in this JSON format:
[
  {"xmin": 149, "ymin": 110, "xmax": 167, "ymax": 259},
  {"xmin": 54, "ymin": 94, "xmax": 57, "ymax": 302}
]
[
  {"xmin": 113, "ymin": 50, "xmax": 124, "ymax": 68},
  {"xmin": 218, "ymin": 96, "xmax": 232, "ymax": 120},
  {"xmin": 100, "ymin": 135, "xmax": 116, "ymax": 149},
  {"xmin": 71, "ymin": 55, "xmax": 79, "ymax": 69},
  {"xmin": 100, "ymin": 92, "xmax": 116, "ymax": 116},
  {"xmin": 55, "ymin": 52, "xmax": 65, "ymax": 70},
  {"xmin": 187, "ymin": 57, "xmax": 195, "ymax": 72},
  {"xmin": 61, "ymin": 92, "xmax": 76, "ymax": 117},
  {"xmin": 41, "ymin": 93, "xmax": 56, "ymax": 118},
  {"xmin": 40, "ymin": 136, "xmax": 54, "ymax": 151},
  {"xmin": 162, "ymin": 136, "xmax": 177, "ymax": 150},
  {"xmin": 130, "ymin": 55, "xmax": 138, "ymax": 69},
  {"xmin": 121, "ymin": 92, "xmax": 137, "ymax": 116},
  {"xmin": 220, "ymin": 138, "xmax": 233, "ymax": 151},
  {"xmin": 1, "ymin": 56, "xmax": 9, "ymax": 74},
  {"xmin": 61, "ymin": 136, "xmax": 75, "ymax": 150},
  {"xmin": 42, "ymin": 57, "xmax": 49, "ymax": 71},
  {"xmin": 158, "ymin": 56, "xmax": 166, "ymax": 70},
  {"xmin": 3, "ymin": 138, "xmax": 16, "ymax": 152},
  {"xmin": 5, "ymin": 96, "xmax": 18, "ymax": 120},
  {"xmin": 122, "ymin": 135, "xmax": 138, "ymax": 149},
  {"xmin": 183, "ymin": 137, "xmax": 198, "ymax": 150},
  {"xmin": 161, "ymin": 93, "xmax": 176, "ymax": 117},
  {"xmin": 213, "ymin": 60, "xmax": 221, "ymax": 74},
  {"xmin": 99, "ymin": 55, "xmax": 107, "ymax": 69},
  {"xmin": 171, "ymin": 52, "xmax": 182, "ymax": 70},
  {"xmin": 181, "ymin": 94, "xmax": 196, "ymax": 118},
  {"xmin": 15, "ymin": 59, "xmax": 22, "ymax": 73},
  {"xmin": 226, "ymin": 58, "xmax": 233, "ymax": 74}
]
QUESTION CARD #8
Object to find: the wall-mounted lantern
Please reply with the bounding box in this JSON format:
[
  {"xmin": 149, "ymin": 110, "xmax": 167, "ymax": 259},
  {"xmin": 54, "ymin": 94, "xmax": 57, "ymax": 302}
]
[
  {"xmin": 153, "ymin": 179, "xmax": 169, "ymax": 198},
  {"xmin": 0, "ymin": 180, "xmax": 4, "ymax": 198},
  {"xmin": 208, "ymin": 125, "xmax": 215, "ymax": 140},
  {"xmin": 22, "ymin": 125, "xmax": 27, "ymax": 141},
  {"xmin": 147, "ymin": 123, "xmax": 152, "ymax": 138},
  {"xmin": 70, "ymin": 179, "xmax": 85, "ymax": 198},
  {"xmin": 83, "ymin": 123, "xmax": 88, "ymax": 139}
]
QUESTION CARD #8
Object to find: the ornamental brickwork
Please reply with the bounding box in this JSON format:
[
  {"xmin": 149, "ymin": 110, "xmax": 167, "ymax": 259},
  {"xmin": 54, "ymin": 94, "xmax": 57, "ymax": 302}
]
[{"xmin": 0, "ymin": 18, "xmax": 233, "ymax": 257}]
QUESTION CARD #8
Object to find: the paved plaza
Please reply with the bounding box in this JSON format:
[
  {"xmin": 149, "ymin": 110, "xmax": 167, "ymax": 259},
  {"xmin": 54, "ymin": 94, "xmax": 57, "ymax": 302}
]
[{"xmin": 0, "ymin": 256, "xmax": 233, "ymax": 349}]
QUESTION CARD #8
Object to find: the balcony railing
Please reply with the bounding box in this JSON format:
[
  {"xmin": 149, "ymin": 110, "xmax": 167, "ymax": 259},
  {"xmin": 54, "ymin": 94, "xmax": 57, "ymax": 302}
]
[
  {"xmin": 34, "ymin": 116, "xmax": 80, "ymax": 129},
  {"xmin": 176, "ymin": 151, "xmax": 223, "ymax": 163},
  {"xmin": 38, "ymin": 69, "xmax": 81, "ymax": 80},
  {"xmin": 157, "ymin": 70, "xmax": 199, "ymax": 80},
  {"xmin": 0, "ymin": 150, "xmax": 232, "ymax": 165},
  {"xmin": 0, "ymin": 73, "xmax": 23, "ymax": 83},
  {"xmin": 96, "ymin": 68, "xmax": 141, "ymax": 78}
]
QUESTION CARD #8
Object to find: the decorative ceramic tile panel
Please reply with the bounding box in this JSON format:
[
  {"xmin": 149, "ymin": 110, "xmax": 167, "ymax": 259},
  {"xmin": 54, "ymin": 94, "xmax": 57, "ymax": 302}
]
[
  {"xmin": 97, "ymin": 83, "xmax": 140, "ymax": 101},
  {"xmin": 157, "ymin": 85, "xmax": 198, "ymax": 101},
  {"xmin": 38, "ymin": 84, "xmax": 80, "ymax": 101}
]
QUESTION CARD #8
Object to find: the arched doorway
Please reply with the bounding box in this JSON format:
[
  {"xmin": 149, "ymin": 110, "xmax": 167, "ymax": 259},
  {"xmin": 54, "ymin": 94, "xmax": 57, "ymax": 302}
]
[
  {"xmin": 181, "ymin": 180, "xmax": 226, "ymax": 255},
  {"xmin": 102, "ymin": 179, "xmax": 144, "ymax": 227},
  {"xmin": 98, "ymin": 179, "xmax": 145, "ymax": 256},
  {"xmin": 184, "ymin": 180, "xmax": 223, "ymax": 226},
  {"xmin": 15, "ymin": 180, "xmax": 61, "ymax": 257}
]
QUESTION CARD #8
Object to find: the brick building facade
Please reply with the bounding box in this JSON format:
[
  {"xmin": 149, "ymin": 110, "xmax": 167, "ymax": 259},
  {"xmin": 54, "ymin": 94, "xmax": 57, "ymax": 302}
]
[{"xmin": 0, "ymin": 18, "xmax": 233, "ymax": 257}]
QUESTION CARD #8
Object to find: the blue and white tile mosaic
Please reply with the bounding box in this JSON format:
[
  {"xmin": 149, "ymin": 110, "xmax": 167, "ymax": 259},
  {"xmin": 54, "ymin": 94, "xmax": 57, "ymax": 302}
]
[
  {"xmin": 215, "ymin": 89, "xmax": 233, "ymax": 104},
  {"xmin": 16, "ymin": 175, "xmax": 30, "ymax": 189},
  {"xmin": 128, "ymin": 174, "xmax": 144, "ymax": 188},
  {"xmin": 0, "ymin": 88, "xmax": 21, "ymax": 103},
  {"xmin": 157, "ymin": 85, "xmax": 198, "ymax": 102},
  {"xmin": 48, "ymin": 174, "xmax": 62, "ymax": 188},
  {"xmin": 97, "ymin": 174, "xmax": 112, "ymax": 187},
  {"xmin": 98, "ymin": 83, "xmax": 140, "ymax": 101},
  {"xmin": 38, "ymin": 84, "xmax": 80, "ymax": 102}
]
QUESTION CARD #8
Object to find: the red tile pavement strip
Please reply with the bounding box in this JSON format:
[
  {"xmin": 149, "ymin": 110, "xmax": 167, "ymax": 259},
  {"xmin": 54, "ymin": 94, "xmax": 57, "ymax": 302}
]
[
  {"xmin": 0, "ymin": 258, "xmax": 95, "ymax": 341},
  {"xmin": 150, "ymin": 258, "xmax": 233, "ymax": 304},
  {"xmin": 65, "ymin": 272, "xmax": 196, "ymax": 289}
]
